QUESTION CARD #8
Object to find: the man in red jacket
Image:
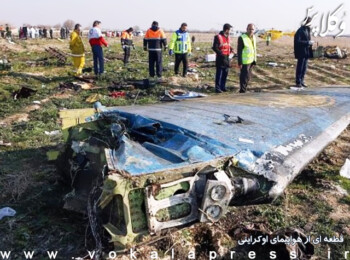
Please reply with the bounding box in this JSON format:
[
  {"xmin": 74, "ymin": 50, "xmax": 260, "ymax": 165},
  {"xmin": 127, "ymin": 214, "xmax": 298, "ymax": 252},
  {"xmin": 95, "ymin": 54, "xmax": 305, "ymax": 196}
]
[
  {"xmin": 212, "ymin": 23, "xmax": 234, "ymax": 93},
  {"xmin": 88, "ymin": 20, "xmax": 108, "ymax": 76}
]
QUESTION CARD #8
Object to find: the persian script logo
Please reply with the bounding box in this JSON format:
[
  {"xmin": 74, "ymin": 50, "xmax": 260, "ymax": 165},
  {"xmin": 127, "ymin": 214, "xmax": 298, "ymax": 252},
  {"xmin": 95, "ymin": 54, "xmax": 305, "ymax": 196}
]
[{"xmin": 305, "ymin": 4, "xmax": 346, "ymax": 37}]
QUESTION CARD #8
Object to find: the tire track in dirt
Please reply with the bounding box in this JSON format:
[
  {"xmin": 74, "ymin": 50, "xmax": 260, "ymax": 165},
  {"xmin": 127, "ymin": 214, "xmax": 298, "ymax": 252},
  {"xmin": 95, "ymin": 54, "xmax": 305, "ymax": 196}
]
[
  {"xmin": 250, "ymin": 71, "xmax": 271, "ymax": 85},
  {"xmin": 313, "ymin": 64, "xmax": 350, "ymax": 81},
  {"xmin": 309, "ymin": 65, "xmax": 350, "ymax": 84},
  {"xmin": 306, "ymin": 68, "xmax": 340, "ymax": 85},
  {"xmin": 254, "ymin": 66, "xmax": 291, "ymax": 85}
]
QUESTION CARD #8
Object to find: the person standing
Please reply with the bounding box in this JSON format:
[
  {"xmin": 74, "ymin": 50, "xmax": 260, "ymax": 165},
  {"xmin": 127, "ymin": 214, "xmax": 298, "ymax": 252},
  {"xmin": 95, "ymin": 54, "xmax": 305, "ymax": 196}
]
[
  {"xmin": 121, "ymin": 27, "xmax": 134, "ymax": 66},
  {"xmin": 60, "ymin": 27, "xmax": 65, "ymax": 39},
  {"xmin": 5, "ymin": 24, "xmax": 11, "ymax": 39},
  {"xmin": 31, "ymin": 27, "xmax": 36, "ymax": 39},
  {"xmin": 69, "ymin": 24, "xmax": 85, "ymax": 76},
  {"xmin": 266, "ymin": 32, "xmax": 271, "ymax": 46},
  {"xmin": 169, "ymin": 23, "xmax": 192, "ymax": 77},
  {"xmin": 212, "ymin": 23, "xmax": 234, "ymax": 93},
  {"xmin": 49, "ymin": 28, "xmax": 53, "ymax": 39},
  {"xmin": 39, "ymin": 27, "xmax": 43, "ymax": 38},
  {"xmin": 43, "ymin": 27, "xmax": 47, "ymax": 38},
  {"xmin": 143, "ymin": 21, "xmax": 167, "ymax": 78},
  {"xmin": 23, "ymin": 26, "xmax": 28, "ymax": 40},
  {"xmin": 88, "ymin": 20, "xmax": 108, "ymax": 76},
  {"xmin": 0, "ymin": 25, "xmax": 4, "ymax": 38},
  {"xmin": 294, "ymin": 17, "xmax": 314, "ymax": 88},
  {"xmin": 237, "ymin": 23, "xmax": 257, "ymax": 93}
]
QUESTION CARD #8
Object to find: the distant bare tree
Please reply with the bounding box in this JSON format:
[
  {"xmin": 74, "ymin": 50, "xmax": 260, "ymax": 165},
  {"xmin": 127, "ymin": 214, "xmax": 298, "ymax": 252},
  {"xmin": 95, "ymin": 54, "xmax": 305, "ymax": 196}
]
[
  {"xmin": 62, "ymin": 19, "xmax": 75, "ymax": 29},
  {"xmin": 53, "ymin": 23, "xmax": 61, "ymax": 29}
]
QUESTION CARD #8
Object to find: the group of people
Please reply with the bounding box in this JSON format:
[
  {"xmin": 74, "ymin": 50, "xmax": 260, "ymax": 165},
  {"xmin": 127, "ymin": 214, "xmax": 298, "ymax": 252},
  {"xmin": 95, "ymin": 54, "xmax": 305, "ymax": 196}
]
[
  {"xmin": 0, "ymin": 24, "xmax": 12, "ymax": 39},
  {"xmin": 68, "ymin": 17, "xmax": 314, "ymax": 92},
  {"xmin": 18, "ymin": 27, "xmax": 54, "ymax": 39},
  {"xmin": 60, "ymin": 27, "xmax": 70, "ymax": 39}
]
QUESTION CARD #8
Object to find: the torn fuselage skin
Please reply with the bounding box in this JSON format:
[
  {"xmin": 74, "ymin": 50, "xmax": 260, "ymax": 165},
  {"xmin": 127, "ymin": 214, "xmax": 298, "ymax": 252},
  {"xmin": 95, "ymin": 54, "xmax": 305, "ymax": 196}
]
[{"xmin": 56, "ymin": 109, "xmax": 305, "ymax": 249}]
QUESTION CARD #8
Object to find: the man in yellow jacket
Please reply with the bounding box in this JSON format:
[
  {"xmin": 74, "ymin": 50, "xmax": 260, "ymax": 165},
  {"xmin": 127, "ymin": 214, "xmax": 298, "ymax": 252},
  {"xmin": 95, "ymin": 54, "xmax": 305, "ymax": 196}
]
[
  {"xmin": 69, "ymin": 24, "xmax": 85, "ymax": 76},
  {"xmin": 237, "ymin": 23, "xmax": 257, "ymax": 93},
  {"xmin": 169, "ymin": 23, "xmax": 191, "ymax": 77}
]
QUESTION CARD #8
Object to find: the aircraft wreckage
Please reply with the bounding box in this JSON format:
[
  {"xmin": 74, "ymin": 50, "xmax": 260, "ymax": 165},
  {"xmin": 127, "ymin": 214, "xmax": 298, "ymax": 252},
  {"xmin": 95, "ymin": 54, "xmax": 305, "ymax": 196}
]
[{"xmin": 56, "ymin": 86, "xmax": 350, "ymax": 249}]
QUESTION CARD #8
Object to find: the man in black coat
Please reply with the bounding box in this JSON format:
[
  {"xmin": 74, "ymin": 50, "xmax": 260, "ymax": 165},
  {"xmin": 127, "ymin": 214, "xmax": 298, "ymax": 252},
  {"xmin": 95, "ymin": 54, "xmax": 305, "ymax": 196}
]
[{"xmin": 294, "ymin": 17, "xmax": 314, "ymax": 88}]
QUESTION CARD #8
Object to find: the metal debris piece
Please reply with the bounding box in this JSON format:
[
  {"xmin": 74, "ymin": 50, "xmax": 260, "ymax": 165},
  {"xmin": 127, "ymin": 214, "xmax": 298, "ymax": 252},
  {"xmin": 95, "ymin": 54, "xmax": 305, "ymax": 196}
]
[
  {"xmin": 324, "ymin": 46, "xmax": 348, "ymax": 59},
  {"xmin": 45, "ymin": 47, "xmax": 68, "ymax": 64},
  {"xmin": 56, "ymin": 87, "xmax": 350, "ymax": 249},
  {"xmin": 224, "ymin": 114, "xmax": 244, "ymax": 124}
]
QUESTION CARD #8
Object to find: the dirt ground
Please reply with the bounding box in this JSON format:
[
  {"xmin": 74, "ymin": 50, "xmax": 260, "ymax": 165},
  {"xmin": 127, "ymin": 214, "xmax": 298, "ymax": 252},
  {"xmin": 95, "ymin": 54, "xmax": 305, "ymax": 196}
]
[{"xmin": 0, "ymin": 34, "xmax": 349, "ymax": 259}]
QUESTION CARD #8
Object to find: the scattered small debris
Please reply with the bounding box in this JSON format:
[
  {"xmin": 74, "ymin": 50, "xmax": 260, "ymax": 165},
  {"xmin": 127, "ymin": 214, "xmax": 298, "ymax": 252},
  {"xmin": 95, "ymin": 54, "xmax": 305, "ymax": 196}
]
[
  {"xmin": 74, "ymin": 75, "xmax": 95, "ymax": 83},
  {"xmin": 340, "ymin": 158, "xmax": 350, "ymax": 179},
  {"xmin": 86, "ymin": 93, "xmax": 103, "ymax": 103},
  {"xmin": 224, "ymin": 114, "xmax": 244, "ymax": 124},
  {"xmin": 126, "ymin": 79, "xmax": 156, "ymax": 89},
  {"xmin": 160, "ymin": 89, "xmax": 207, "ymax": 101},
  {"xmin": 12, "ymin": 86, "xmax": 36, "ymax": 100},
  {"xmin": 197, "ymin": 84, "xmax": 212, "ymax": 90},
  {"xmin": 188, "ymin": 68, "xmax": 198, "ymax": 73},
  {"xmin": 33, "ymin": 100, "xmax": 41, "ymax": 105},
  {"xmin": 82, "ymin": 67, "xmax": 93, "ymax": 73},
  {"xmin": 267, "ymin": 62, "xmax": 278, "ymax": 67},
  {"xmin": 313, "ymin": 46, "xmax": 324, "ymax": 58},
  {"xmin": 0, "ymin": 207, "xmax": 16, "ymax": 220},
  {"xmin": 127, "ymin": 67, "xmax": 139, "ymax": 72},
  {"xmin": 59, "ymin": 82, "xmax": 92, "ymax": 91},
  {"xmin": 0, "ymin": 140, "xmax": 12, "ymax": 147},
  {"xmin": 80, "ymin": 83, "xmax": 92, "ymax": 90},
  {"xmin": 109, "ymin": 91, "xmax": 126, "ymax": 98},
  {"xmin": 108, "ymin": 81, "xmax": 135, "ymax": 91},
  {"xmin": 205, "ymin": 54, "xmax": 216, "ymax": 62},
  {"xmin": 187, "ymin": 73, "xmax": 199, "ymax": 81},
  {"xmin": 44, "ymin": 130, "xmax": 60, "ymax": 136},
  {"xmin": 0, "ymin": 59, "xmax": 11, "ymax": 70},
  {"xmin": 26, "ymin": 58, "xmax": 50, "ymax": 67}
]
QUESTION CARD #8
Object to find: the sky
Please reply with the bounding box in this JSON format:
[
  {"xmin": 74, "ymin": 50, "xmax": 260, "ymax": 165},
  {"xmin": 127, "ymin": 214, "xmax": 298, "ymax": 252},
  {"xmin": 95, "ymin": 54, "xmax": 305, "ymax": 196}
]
[{"xmin": 1, "ymin": 0, "xmax": 349, "ymax": 35}]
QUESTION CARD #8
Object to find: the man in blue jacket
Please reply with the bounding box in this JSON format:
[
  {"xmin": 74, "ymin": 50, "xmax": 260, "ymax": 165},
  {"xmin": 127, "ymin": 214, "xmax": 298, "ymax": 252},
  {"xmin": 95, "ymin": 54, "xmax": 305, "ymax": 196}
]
[{"xmin": 294, "ymin": 17, "xmax": 314, "ymax": 88}]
